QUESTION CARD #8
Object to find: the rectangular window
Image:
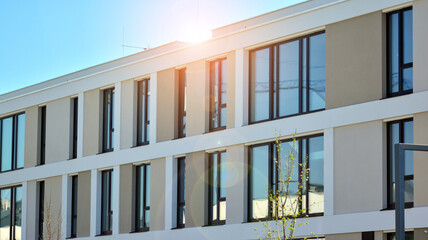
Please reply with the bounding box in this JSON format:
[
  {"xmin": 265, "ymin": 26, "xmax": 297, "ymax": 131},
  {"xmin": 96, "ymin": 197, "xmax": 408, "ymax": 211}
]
[
  {"xmin": 137, "ymin": 79, "xmax": 150, "ymax": 145},
  {"xmin": 40, "ymin": 106, "xmax": 46, "ymax": 165},
  {"xmin": 176, "ymin": 157, "xmax": 186, "ymax": 228},
  {"xmin": 178, "ymin": 69, "xmax": 187, "ymax": 138},
  {"xmin": 248, "ymin": 135, "xmax": 324, "ymax": 221},
  {"xmin": 38, "ymin": 181, "xmax": 45, "ymax": 239},
  {"xmin": 0, "ymin": 185, "xmax": 22, "ymax": 240},
  {"xmin": 70, "ymin": 175, "xmax": 78, "ymax": 238},
  {"xmin": 249, "ymin": 32, "xmax": 325, "ymax": 123},
  {"xmin": 208, "ymin": 151, "xmax": 226, "ymax": 225},
  {"xmin": 103, "ymin": 88, "xmax": 115, "ymax": 152},
  {"xmin": 387, "ymin": 118, "xmax": 413, "ymax": 208},
  {"xmin": 101, "ymin": 169, "xmax": 113, "ymax": 235},
  {"xmin": 135, "ymin": 164, "xmax": 150, "ymax": 231},
  {"xmin": 209, "ymin": 59, "xmax": 227, "ymax": 131},
  {"xmin": 0, "ymin": 113, "xmax": 25, "ymax": 172},
  {"xmin": 387, "ymin": 232, "xmax": 414, "ymax": 240},
  {"xmin": 71, "ymin": 97, "xmax": 78, "ymax": 159},
  {"xmin": 387, "ymin": 7, "xmax": 413, "ymax": 97}
]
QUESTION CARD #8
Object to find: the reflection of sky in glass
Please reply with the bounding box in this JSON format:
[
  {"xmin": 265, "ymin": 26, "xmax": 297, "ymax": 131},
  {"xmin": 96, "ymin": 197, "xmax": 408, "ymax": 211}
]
[{"xmin": 1, "ymin": 117, "xmax": 13, "ymax": 171}]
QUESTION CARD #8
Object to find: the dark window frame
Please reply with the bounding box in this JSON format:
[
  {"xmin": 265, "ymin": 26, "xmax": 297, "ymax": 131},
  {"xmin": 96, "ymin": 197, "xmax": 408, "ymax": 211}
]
[
  {"xmin": 387, "ymin": 231, "xmax": 414, "ymax": 240},
  {"xmin": 71, "ymin": 97, "xmax": 78, "ymax": 159},
  {"xmin": 0, "ymin": 185, "xmax": 22, "ymax": 240},
  {"xmin": 249, "ymin": 31, "xmax": 325, "ymax": 125},
  {"xmin": 177, "ymin": 69, "xmax": 187, "ymax": 139},
  {"xmin": 40, "ymin": 106, "xmax": 46, "ymax": 165},
  {"xmin": 101, "ymin": 169, "xmax": 113, "ymax": 235},
  {"xmin": 0, "ymin": 112, "xmax": 25, "ymax": 172},
  {"xmin": 386, "ymin": 7, "xmax": 413, "ymax": 98},
  {"xmin": 387, "ymin": 118, "xmax": 414, "ymax": 209},
  {"xmin": 135, "ymin": 164, "xmax": 151, "ymax": 232},
  {"xmin": 137, "ymin": 79, "xmax": 150, "ymax": 146},
  {"xmin": 247, "ymin": 134, "xmax": 324, "ymax": 222},
  {"xmin": 102, "ymin": 88, "xmax": 115, "ymax": 153},
  {"xmin": 38, "ymin": 181, "xmax": 45, "ymax": 239},
  {"xmin": 208, "ymin": 151, "xmax": 226, "ymax": 225},
  {"xmin": 209, "ymin": 58, "xmax": 227, "ymax": 132},
  {"xmin": 70, "ymin": 175, "xmax": 78, "ymax": 238},
  {"xmin": 176, "ymin": 157, "xmax": 186, "ymax": 228}
]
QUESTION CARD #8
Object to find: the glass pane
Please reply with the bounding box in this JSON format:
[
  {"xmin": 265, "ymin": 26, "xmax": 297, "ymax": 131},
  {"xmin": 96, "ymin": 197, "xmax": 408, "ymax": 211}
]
[
  {"xmin": 221, "ymin": 59, "xmax": 227, "ymax": 105},
  {"xmin": 147, "ymin": 80, "xmax": 150, "ymax": 122},
  {"xmin": 103, "ymin": 91, "xmax": 111, "ymax": 149},
  {"xmin": 250, "ymin": 145, "xmax": 269, "ymax": 219},
  {"xmin": 309, "ymin": 34, "xmax": 326, "ymax": 111},
  {"xmin": 144, "ymin": 209, "xmax": 150, "ymax": 228},
  {"xmin": 278, "ymin": 40, "xmax": 299, "ymax": 116},
  {"xmin": 402, "ymin": 67, "xmax": 413, "ymax": 91},
  {"xmin": 138, "ymin": 167, "xmax": 144, "ymax": 229},
  {"xmin": 404, "ymin": 179, "xmax": 414, "ymax": 203},
  {"xmin": 403, "ymin": 9, "xmax": 413, "ymax": 64},
  {"xmin": 219, "ymin": 200, "xmax": 226, "ymax": 221},
  {"xmin": 403, "ymin": 121, "xmax": 413, "ymax": 176},
  {"xmin": 140, "ymin": 82, "xmax": 146, "ymax": 142},
  {"xmin": 1, "ymin": 117, "xmax": 13, "ymax": 171},
  {"xmin": 308, "ymin": 136, "xmax": 324, "ymax": 214},
  {"xmin": 178, "ymin": 159, "xmax": 185, "ymax": 203},
  {"xmin": 16, "ymin": 114, "xmax": 25, "ymax": 169},
  {"xmin": 389, "ymin": 123, "xmax": 399, "ymax": 203},
  {"xmin": 111, "ymin": 90, "xmax": 115, "ymax": 148},
  {"xmin": 178, "ymin": 205, "xmax": 185, "ymax": 226},
  {"xmin": 15, "ymin": 187, "xmax": 22, "ymax": 240},
  {"xmin": 302, "ymin": 38, "xmax": 307, "ymax": 113},
  {"xmin": 0, "ymin": 189, "xmax": 11, "ymax": 240},
  {"xmin": 145, "ymin": 165, "xmax": 151, "ymax": 207},
  {"xmin": 220, "ymin": 152, "xmax": 226, "ymax": 199},
  {"xmin": 250, "ymin": 48, "xmax": 270, "ymax": 122},
  {"xmin": 212, "ymin": 156, "xmax": 218, "ymax": 209},
  {"xmin": 388, "ymin": 13, "xmax": 399, "ymax": 94},
  {"xmin": 220, "ymin": 107, "xmax": 226, "ymax": 127}
]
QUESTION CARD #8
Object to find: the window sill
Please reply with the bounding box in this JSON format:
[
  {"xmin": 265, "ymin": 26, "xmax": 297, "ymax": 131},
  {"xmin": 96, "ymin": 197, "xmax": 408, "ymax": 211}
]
[
  {"xmin": 249, "ymin": 108, "xmax": 325, "ymax": 125},
  {"xmin": 0, "ymin": 167, "xmax": 24, "ymax": 173}
]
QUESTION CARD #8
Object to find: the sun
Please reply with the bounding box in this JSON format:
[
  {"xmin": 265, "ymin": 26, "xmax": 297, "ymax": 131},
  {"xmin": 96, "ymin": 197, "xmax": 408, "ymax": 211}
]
[{"xmin": 180, "ymin": 24, "xmax": 212, "ymax": 43}]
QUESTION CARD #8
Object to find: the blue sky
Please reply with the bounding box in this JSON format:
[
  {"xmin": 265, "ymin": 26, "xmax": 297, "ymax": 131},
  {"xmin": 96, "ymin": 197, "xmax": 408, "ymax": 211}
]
[{"xmin": 0, "ymin": 0, "xmax": 304, "ymax": 95}]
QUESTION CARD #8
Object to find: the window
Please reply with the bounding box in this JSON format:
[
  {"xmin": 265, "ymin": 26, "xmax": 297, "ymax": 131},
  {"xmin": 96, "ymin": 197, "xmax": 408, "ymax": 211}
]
[
  {"xmin": 0, "ymin": 185, "xmax": 22, "ymax": 240},
  {"xmin": 387, "ymin": 8, "xmax": 413, "ymax": 97},
  {"xmin": 38, "ymin": 181, "xmax": 45, "ymax": 239},
  {"xmin": 137, "ymin": 79, "xmax": 150, "ymax": 145},
  {"xmin": 178, "ymin": 69, "xmax": 186, "ymax": 138},
  {"xmin": 387, "ymin": 118, "xmax": 413, "ymax": 208},
  {"xmin": 0, "ymin": 113, "xmax": 25, "ymax": 172},
  {"xmin": 249, "ymin": 32, "xmax": 325, "ymax": 123},
  {"xmin": 362, "ymin": 232, "xmax": 374, "ymax": 240},
  {"xmin": 387, "ymin": 232, "xmax": 414, "ymax": 240},
  {"xmin": 176, "ymin": 157, "xmax": 186, "ymax": 228},
  {"xmin": 102, "ymin": 88, "xmax": 115, "ymax": 152},
  {"xmin": 135, "ymin": 164, "xmax": 150, "ymax": 231},
  {"xmin": 208, "ymin": 151, "xmax": 226, "ymax": 225},
  {"xmin": 101, "ymin": 169, "xmax": 113, "ymax": 235},
  {"xmin": 40, "ymin": 106, "xmax": 46, "ymax": 165},
  {"xmin": 248, "ymin": 135, "xmax": 324, "ymax": 221},
  {"xmin": 71, "ymin": 98, "xmax": 78, "ymax": 159},
  {"xmin": 209, "ymin": 59, "xmax": 227, "ymax": 131},
  {"xmin": 70, "ymin": 175, "xmax": 78, "ymax": 238}
]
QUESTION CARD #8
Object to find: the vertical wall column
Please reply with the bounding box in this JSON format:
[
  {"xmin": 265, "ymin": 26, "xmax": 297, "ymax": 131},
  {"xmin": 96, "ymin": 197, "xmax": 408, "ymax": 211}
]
[
  {"xmin": 61, "ymin": 174, "xmax": 70, "ymax": 239},
  {"xmin": 226, "ymin": 144, "xmax": 247, "ymax": 223},
  {"xmin": 77, "ymin": 93, "xmax": 84, "ymax": 158},
  {"xmin": 150, "ymin": 72, "xmax": 158, "ymax": 144},
  {"xmin": 112, "ymin": 165, "xmax": 121, "ymax": 235},
  {"xmin": 24, "ymin": 181, "xmax": 37, "ymax": 239},
  {"xmin": 114, "ymin": 82, "xmax": 122, "ymax": 151},
  {"xmin": 164, "ymin": 156, "xmax": 175, "ymax": 229},
  {"xmin": 235, "ymin": 48, "xmax": 249, "ymax": 127},
  {"xmin": 324, "ymin": 128, "xmax": 334, "ymax": 216},
  {"xmin": 90, "ymin": 169, "xmax": 100, "ymax": 237},
  {"xmin": 21, "ymin": 181, "xmax": 28, "ymax": 239}
]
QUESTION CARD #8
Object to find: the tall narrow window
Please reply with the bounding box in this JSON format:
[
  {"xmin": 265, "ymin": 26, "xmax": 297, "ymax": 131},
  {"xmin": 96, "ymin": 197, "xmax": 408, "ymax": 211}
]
[
  {"xmin": 103, "ymin": 88, "xmax": 115, "ymax": 152},
  {"xmin": 387, "ymin": 118, "xmax": 413, "ymax": 208},
  {"xmin": 248, "ymin": 135, "xmax": 324, "ymax": 221},
  {"xmin": 387, "ymin": 232, "xmax": 414, "ymax": 240},
  {"xmin": 0, "ymin": 113, "xmax": 25, "ymax": 172},
  {"xmin": 38, "ymin": 181, "xmax": 45, "ymax": 239},
  {"xmin": 40, "ymin": 106, "xmax": 46, "ymax": 165},
  {"xmin": 210, "ymin": 59, "xmax": 227, "ymax": 131},
  {"xmin": 176, "ymin": 157, "xmax": 186, "ymax": 228},
  {"xmin": 249, "ymin": 32, "xmax": 325, "ymax": 123},
  {"xmin": 208, "ymin": 151, "xmax": 226, "ymax": 225},
  {"xmin": 101, "ymin": 170, "xmax": 113, "ymax": 235},
  {"xmin": 70, "ymin": 175, "xmax": 78, "ymax": 238},
  {"xmin": 71, "ymin": 98, "xmax": 78, "ymax": 159},
  {"xmin": 387, "ymin": 8, "xmax": 413, "ymax": 97},
  {"xmin": 137, "ymin": 79, "xmax": 150, "ymax": 145},
  {"xmin": 135, "ymin": 164, "xmax": 150, "ymax": 231},
  {"xmin": 178, "ymin": 69, "xmax": 186, "ymax": 138},
  {"xmin": 0, "ymin": 185, "xmax": 22, "ymax": 240}
]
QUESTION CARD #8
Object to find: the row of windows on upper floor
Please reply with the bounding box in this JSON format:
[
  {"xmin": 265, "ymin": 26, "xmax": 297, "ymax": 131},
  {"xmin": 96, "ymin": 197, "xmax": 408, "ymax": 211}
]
[{"xmin": 0, "ymin": 8, "xmax": 414, "ymax": 172}]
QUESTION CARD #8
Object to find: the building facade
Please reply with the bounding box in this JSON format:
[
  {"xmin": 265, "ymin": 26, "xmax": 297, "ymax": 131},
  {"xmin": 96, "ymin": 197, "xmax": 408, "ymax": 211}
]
[{"xmin": 1, "ymin": 0, "xmax": 428, "ymax": 239}]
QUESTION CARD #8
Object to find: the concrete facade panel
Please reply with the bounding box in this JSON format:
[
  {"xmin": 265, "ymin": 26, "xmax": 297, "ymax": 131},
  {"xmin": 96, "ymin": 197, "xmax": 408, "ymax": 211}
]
[
  {"xmin": 413, "ymin": 112, "xmax": 428, "ymax": 207},
  {"xmin": 185, "ymin": 151, "xmax": 207, "ymax": 227},
  {"xmin": 83, "ymin": 89, "xmax": 100, "ymax": 156},
  {"xmin": 24, "ymin": 106, "xmax": 39, "ymax": 168},
  {"xmin": 414, "ymin": 0, "xmax": 428, "ymax": 93},
  {"xmin": 150, "ymin": 158, "xmax": 166, "ymax": 230},
  {"xmin": 186, "ymin": 60, "xmax": 208, "ymax": 136},
  {"xmin": 120, "ymin": 80, "xmax": 135, "ymax": 149},
  {"xmin": 326, "ymin": 232, "xmax": 361, "ymax": 240},
  {"xmin": 77, "ymin": 171, "xmax": 91, "ymax": 237},
  {"xmin": 119, "ymin": 164, "xmax": 133, "ymax": 233},
  {"xmin": 226, "ymin": 51, "xmax": 236, "ymax": 129},
  {"xmin": 43, "ymin": 176, "xmax": 63, "ymax": 237},
  {"xmin": 156, "ymin": 68, "xmax": 176, "ymax": 142}
]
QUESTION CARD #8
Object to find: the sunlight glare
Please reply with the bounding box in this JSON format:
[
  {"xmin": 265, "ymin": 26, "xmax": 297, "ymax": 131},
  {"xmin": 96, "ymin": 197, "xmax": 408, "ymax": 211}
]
[{"xmin": 180, "ymin": 24, "xmax": 212, "ymax": 43}]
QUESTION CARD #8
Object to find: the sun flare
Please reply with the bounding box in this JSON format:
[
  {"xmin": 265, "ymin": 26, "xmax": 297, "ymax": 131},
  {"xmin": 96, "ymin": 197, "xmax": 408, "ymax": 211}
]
[{"xmin": 181, "ymin": 25, "xmax": 212, "ymax": 43}]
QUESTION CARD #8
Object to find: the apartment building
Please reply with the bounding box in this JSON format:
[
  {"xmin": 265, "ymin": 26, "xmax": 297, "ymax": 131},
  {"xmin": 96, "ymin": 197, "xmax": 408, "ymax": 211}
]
[{"xmin": 1, "ymin": 0, "xmax": 428, "ymax": 239}]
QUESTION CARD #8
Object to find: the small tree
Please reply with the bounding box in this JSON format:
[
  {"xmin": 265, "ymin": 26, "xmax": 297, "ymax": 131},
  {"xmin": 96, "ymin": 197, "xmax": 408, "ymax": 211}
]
[{"xmin": 41, "ymin": 194, "xmax": 62, "ymax": 240}]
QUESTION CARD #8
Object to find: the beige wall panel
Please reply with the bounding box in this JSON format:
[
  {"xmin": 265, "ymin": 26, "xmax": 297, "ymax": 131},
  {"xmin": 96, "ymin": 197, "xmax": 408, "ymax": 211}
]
[
  {"xmin": 226, "ymin": 51, "xmax": 236, "ymax": 129},
  {"xmin": 334, "ymin": 121, "xmax": 383, "ymax": 214},
  {"xmin": 77, "ymin": 171, "xmax": 91, "ymax": 237},
  {"xmin": 414, "ymin": 228, "xmax": 426, "ymax": 240},
  {"xmin": 185, "ymin": 151, "xmax": 207, "ymax": 227},
  {"xmin": 413, "ymin": 112, "xmax": 428, "ymax": 207},
  {"xmin": 156, "ymin": 68, "xmax": 176, "ymax": 142},
  {"xmin": 45, "ymin": 98, "xmax": 71, "ymax": 164},
  {"xmin": 150, "ymin": 158, "xmax": 166, "ymax": 231},
  {"xmin": 120, "ymin": 80, "xmax": 135, "ymax": 149},
  {"xmin": 43, "ymin": 176, "xmax": 62, "ymax": 237},
  {"xmin": 24, "ymin": 106, "xmax": 39, "ymax": 168},
  {"xmin": 83, "ymin": 89, "xmax": 100, "ymax": 156},
  {"xmin": 414, "ymin": 0, "xmax": 428, "ymax": 92},
  {"xmin": 187, "ymin": 60, "xmax": 208, "ymax": 136},
  {"xmin": 26, "ymin": 181, "xmax": 38, "ymax": 239},
  {"xmin": 326, "ymin": 12, "xmax": 383, "ymax": 109},
  {"xmin": 120, "ymin": 164, "xmax": 133, "ymax": 233},
  {"xmin": 374, "ymin": 231, "xmax": 385, "ymax": 240},
  {"xmin": 226, "ymin": 144, "xmax": 247, "ymax": 224},
  {"xmin": 326, "ymin": 232, "xmax": 361, "ymax": 240}
]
